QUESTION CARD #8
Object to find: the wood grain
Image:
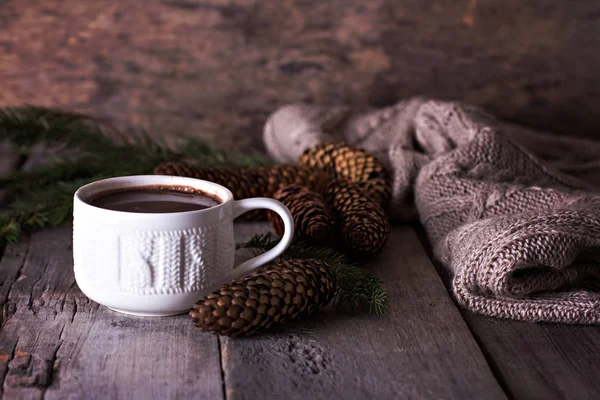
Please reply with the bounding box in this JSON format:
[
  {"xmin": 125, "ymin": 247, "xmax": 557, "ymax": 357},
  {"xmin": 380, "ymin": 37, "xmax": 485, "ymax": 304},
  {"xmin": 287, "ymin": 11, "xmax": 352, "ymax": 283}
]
[
  {"xmin": 461, "ymin": 314, "xmax": 600, "ymax": 400},
  {"xmin": 0, "ymin": 226, "xmax": 224, "ymax": 400},
  {"xmin": 2, "ymin": 0, "xmax": 600, "ymax": 150},
  {"xmin": 223, "ymin": 223, "xmax": 506, "ymax": 400}
]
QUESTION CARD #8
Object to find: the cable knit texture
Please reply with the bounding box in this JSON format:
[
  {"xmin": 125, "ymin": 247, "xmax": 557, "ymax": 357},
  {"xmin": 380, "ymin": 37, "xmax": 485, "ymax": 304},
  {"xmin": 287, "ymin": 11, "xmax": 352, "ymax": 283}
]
[{"xmin": 263, "ymin": 98, "xmax": 600, "ymax": 324}]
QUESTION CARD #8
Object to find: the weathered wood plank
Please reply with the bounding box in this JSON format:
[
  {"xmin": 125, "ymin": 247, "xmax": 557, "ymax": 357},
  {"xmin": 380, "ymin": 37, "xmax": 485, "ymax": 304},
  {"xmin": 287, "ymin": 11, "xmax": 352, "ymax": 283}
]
[
  {"xmin": 223, "ymin": 224, "xmax": 506, "ymax": 400},
  {"xmin": 461, "ymin": 314, "xmax": 600, "ymax": 400},
  {"xmin": 0, "ymin": 226, "xmax": 224, "ymax": 400}
]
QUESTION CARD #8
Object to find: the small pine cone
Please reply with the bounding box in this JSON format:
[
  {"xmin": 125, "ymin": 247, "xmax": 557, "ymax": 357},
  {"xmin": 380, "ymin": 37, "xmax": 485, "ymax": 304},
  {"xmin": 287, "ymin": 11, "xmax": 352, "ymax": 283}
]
[
  {"xmin": 190, "ymin": 259, "xmax": 336, "ymax": 337},
  {"xmin": 154, "ymin": 162, "xmax": 262, "ymax": 200},
  {"xmin": 153, "ymin": 161, "xmax": 200, "ymax": 178},
  {"xmin": 268, "ymin": 184, "xmax": 334, "ymax": 244},
  {"xmin": 154, "ymin": 162, "xmax": 331, "ymax": 220},
  {"xmin": 245, "ymin": 165, "xmax": 330, "ymax": 197},
  {"xmin": 298, "ymin": 143, "xmax": 392, "ymax": 208},
  {"xmin": 327, "ymin": 178, "xmax": 390, "ymax": 256},
  {"xmin": 154, "ymin": 161, "xmax": 266, "ymax": 219},
  {"xmin": 155, "ymin": 162, "xmax": 329, "ymax": 197}
]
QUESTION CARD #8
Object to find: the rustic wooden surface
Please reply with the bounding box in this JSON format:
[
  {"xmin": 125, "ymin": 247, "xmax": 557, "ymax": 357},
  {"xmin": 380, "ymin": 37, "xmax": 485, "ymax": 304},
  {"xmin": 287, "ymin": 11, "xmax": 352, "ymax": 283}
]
[
  {"xmin": 1, "ymin": 221, "xmax": 599, "ymax": 399},
  {"xmin": 224, "ymin": 224, "xmax": 505, "ymax": 400},
  {"xmin": 0, "ymin": 227, "xmax": 224, "ymax": 400},
  {"xmin": 2, "ymin": 0, "xmax": 600, "ymax": 150}
]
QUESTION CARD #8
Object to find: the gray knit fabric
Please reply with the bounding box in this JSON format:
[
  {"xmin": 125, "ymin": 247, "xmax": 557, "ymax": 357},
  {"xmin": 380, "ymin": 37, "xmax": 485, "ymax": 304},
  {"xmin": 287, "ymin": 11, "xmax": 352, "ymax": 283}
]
[{"xmin": 263, "ymin": 99, "xmax": 600, "ymax": 324}]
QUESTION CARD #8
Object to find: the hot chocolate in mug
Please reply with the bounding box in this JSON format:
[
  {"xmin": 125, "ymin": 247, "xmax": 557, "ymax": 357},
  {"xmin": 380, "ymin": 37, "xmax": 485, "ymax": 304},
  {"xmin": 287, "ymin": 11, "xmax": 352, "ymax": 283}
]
[{"xmin": 73, "ymin": 175, "xmax": 294, "ymax": 316}]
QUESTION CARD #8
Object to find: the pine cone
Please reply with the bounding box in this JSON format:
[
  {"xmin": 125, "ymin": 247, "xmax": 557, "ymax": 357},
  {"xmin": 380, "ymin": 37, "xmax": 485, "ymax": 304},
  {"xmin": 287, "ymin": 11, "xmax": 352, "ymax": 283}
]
[
  {"xmin": 244, "ymin": 165, "xmax": 330, "ymax": 196},
  {"xmin": 154, "ymin": 162, "xmax": 266, "ymax": 219},
  {"xmin": 268, "ymin": 184, "xmax": 334, "ymax": 244},
  {"xmin": 154, "ymin": 162, "xmax": 330, "ymax": 198},
  {"xmin": 298, "ymin": 142, "xmax": 392, "ymax": 208},
  {"xmin": 327, "ymin": 178, "xmax": 390, "ymax": 256},
  {"xmin": 190, "ymin": 259, "xmax": 336, "ymax": 337},
  {"xmin": 153, "ymin": 162, "xmax": 264, "ymax": 199},
  {"xmin": 154, "ymin": 162, "xmax": 331, "ymax": 220}
]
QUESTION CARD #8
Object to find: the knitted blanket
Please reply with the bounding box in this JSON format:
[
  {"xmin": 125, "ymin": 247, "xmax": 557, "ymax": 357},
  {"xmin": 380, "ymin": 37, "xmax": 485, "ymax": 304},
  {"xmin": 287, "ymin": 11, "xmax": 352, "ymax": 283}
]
[{"xmin": 263, "ymin": 99, "xmax": 600, "ymax": 324}]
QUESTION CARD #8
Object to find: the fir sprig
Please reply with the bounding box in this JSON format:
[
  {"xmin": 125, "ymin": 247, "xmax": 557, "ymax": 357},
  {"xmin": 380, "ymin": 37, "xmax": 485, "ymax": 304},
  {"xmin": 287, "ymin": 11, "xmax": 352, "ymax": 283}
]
[
  {"xmin": 0, "ymin": 105, "xmax": 269, "ymax": 243},
  {"xmin": 238, "ymin": 233, "xmax": 389, "ymax": 315},
  {"xmin": 0, "ymin": 105, "xmax": 118, "ymax": 149}
]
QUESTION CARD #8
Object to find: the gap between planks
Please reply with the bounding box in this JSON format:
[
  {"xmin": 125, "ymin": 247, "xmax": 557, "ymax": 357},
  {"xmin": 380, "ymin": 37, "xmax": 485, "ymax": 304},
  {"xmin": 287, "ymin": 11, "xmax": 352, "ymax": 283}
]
[
  {"xmin": 460, "ymin": 311, "xmax": 600, "ymax": 400},
  {"xmin": 414, "ymin": 225, "xmax": 600, "ymax": 400}
]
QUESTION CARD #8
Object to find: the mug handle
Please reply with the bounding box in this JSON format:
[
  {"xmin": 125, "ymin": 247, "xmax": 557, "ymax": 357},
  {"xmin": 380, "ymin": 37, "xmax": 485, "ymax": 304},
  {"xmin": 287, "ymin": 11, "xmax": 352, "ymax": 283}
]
[{"xmin": 222, "ymin": 197, "xmax": 294, "ymax": 282}]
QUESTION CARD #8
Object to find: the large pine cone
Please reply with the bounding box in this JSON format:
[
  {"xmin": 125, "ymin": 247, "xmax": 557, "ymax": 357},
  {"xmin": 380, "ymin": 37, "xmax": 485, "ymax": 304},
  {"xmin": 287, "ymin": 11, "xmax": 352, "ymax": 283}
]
[
  {"xmin": 154, "ymin": 162, "xmax": 329, "ymax": 199},
  {"xmin": 268, "ymin": 184, "xmax": 334, "ymax": 244},
  {"xmin": 154, "ymin": 162, "xmax": 330, "ymax": 220},
  {"xmin": 190, "ymin": 259, "xmax": 336, "ymax": 337},
  {"xmin": 298, "ymin": 142, "xmax": 392, "ymax": 208},
  {"xmin": 153, "ymin": 162, "xmax": 267, "ymax": 219},
  {"xmin": 327, "ymin": 178, "xmax": 390, "ymax": 256},
  {"xmin": 153, "ymin": 162, "xmax": 265, "ymax": 199},
  {"xmin": 245, "ymin": 165, "xmax": 330, "ymax": 196}
]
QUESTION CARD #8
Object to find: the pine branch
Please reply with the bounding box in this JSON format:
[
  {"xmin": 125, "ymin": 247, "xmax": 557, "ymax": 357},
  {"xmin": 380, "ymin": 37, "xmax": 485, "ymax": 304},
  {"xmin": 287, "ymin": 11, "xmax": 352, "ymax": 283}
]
[
  {"xmin": 0, "ymin": 160, "xmax": 99, "ymax": 195},
  {"xmin": 0, "ymin": 218, "xmax": 21, "ymax": 244},
  {"xmin": 238, "ymin": 233, "xmax": 389, "ymax": 315},
  {"xmin": 0, "ymin": 105, "xmax": 123, "ymax": 151},
  {"xmin": 0, "ymin": 177, "xmax": 97, "ymax": 243},
  {"xmin": 0, "ymin": 105, "xmax": 270, "ymax": 165},
  {"xmin": 0, "ymin": 106, "xmax": 271, "ymax": 244}
]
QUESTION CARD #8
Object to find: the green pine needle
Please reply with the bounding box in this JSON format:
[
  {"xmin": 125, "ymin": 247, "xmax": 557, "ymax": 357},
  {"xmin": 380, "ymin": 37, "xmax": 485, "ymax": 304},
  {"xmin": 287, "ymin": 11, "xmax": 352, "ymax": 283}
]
[
  {"xmin": 0, "ymin": 218, "xmax": 21, "ymax": 244},
  {"xmin": 238, "ymin": 233, "xmax": 389, "ymax": 316}
]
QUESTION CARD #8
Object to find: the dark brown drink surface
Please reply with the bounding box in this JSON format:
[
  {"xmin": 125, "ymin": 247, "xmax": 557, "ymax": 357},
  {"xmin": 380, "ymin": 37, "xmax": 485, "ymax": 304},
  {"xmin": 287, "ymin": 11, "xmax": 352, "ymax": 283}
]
[{"xmin": 90, "ymin": 187, "xmax": 220, "ymax": 213}]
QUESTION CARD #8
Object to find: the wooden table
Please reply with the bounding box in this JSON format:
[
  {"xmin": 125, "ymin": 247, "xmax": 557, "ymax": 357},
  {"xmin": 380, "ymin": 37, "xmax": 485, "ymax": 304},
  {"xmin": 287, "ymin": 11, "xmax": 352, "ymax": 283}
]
[{"xmin": 1, "ymin": 220, "xmax": 599, "ymax": 400}]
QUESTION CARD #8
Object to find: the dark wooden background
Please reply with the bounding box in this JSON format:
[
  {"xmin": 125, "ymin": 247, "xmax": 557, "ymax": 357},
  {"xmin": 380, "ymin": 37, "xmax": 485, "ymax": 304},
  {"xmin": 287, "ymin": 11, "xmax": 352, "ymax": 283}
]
[{"xmin": 2, "ymin": 0, "xmax": 600, "ymax": 150}]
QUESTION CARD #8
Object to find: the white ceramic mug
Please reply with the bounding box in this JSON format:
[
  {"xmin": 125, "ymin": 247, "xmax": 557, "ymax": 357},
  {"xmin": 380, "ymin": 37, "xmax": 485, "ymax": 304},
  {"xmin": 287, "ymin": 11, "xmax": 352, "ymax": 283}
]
[{"xmin": 73, "ymin": 175, "xmax": 294, "ymax": 317}]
